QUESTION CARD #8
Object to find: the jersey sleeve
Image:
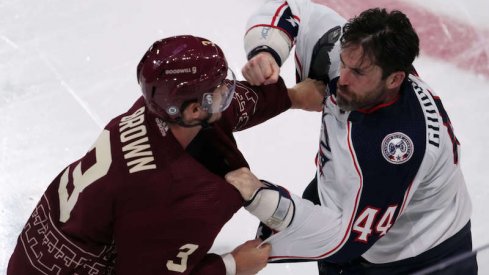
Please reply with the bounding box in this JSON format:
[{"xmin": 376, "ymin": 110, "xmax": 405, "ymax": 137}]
[
  {"xmin": 244, "ymin": 0, "xmax": 346, "ymax": 83},
  {"xmin": 219, "ymin": 77, "xmax": 291, "ymax": 132},
  {"xmin": 244, "ymin": 0, "xmax": 298, "ymax": 66},
  {"xmin": 7, "ymin": 129, "xmax": 119, "ymax": 275}
]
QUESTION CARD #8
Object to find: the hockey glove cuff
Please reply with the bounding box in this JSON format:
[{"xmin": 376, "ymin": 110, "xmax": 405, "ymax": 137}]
[
  {"xmin": 244, "ymin": 180, "xmax": 295, "ymax": 231},
  {"xmin": 244, "ymin": 27, "xmax": 292, "ymax": 66}
]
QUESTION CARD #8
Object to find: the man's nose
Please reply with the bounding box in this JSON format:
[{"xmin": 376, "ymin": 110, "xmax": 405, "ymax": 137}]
[{"xmin": 338, "ymin": 68, "xmax": 350, "ymax": 86}]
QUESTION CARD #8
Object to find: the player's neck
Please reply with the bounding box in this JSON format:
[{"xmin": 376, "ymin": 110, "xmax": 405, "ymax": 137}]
[{"xmin": 169, "ymin": 124, "xmax": 201, "ymax": 149}]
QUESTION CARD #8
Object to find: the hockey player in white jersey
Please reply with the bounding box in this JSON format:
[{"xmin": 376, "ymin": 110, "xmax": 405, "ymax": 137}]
[{"xmin": 229, "ymin": 5, "xmax": 478, "ymax": 274}]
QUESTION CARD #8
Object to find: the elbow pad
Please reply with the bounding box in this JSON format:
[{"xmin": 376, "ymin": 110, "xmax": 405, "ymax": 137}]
[
  {"xmin": 244, "ymin": 26, "xmax": 293, "ymax": 66},
  {"xmin": 244, "ymin": 180, "xmax": 295, "ymax": 231},
  {"xmin": 309, "ymin": 26, "xmax": 341, "ymax": 84}
]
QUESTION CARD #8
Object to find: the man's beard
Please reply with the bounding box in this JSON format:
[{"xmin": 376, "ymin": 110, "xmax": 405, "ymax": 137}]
[
  {"xmin": 336, "ymin": 85, "xmax": 386, "ymax": 112},
  {"xmin": 336, "ymin": 86, "xmax": 356, "ymax": 111}
]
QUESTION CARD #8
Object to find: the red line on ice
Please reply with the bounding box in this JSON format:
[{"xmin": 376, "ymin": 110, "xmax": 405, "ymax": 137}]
[{"xmin": 315, "ymin": 0, "xmax": 489, "ymax": 78}]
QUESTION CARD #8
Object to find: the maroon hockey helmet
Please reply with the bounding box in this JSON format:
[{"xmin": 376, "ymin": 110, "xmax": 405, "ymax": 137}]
[{"xmin": 137, "ymin": 35, "xmax": 236, "ymax": 121}]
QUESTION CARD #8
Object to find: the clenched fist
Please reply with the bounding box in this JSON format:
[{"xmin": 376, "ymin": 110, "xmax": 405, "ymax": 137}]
[
  {"xmin": 225, "ymin": 167, "xmax": 264, "ymax": 201},
  {"xmin": 242, "ymin": 52, "xmax": 280, "ymax": 86}
]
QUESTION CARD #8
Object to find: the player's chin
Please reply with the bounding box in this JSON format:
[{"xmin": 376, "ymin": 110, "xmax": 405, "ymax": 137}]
[
  {"xmin": 208, "ymin": 112, "xmax": 222, "ymax": 123},
  {"xmin": 336, "ymin": 94, "xmax": 350, "ymax": 109}
]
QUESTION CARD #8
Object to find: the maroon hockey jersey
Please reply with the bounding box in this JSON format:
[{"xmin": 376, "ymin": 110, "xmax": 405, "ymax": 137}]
[{"xmin": 8, "ymin": 79, "xmax": 291, "ymax": 274}]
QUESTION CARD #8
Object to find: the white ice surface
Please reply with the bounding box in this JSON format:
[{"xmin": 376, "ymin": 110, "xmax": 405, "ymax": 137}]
[{"xmin": 1, "ymin": 0, "xmax": 488, "ymax": 274}]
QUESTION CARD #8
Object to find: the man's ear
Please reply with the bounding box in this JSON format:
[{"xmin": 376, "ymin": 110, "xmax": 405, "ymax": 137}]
[
  {"xmin": 386, "ymin": 71, "xmax": 406, "ymax": 90},
  {"xmin": 181, "ymin": 102, "xmax": 202, "ymax": 121}
]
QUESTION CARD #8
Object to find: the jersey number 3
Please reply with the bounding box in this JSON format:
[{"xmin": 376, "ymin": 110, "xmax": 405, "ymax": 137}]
[
  {"xmin": 167, "ymin": 244, "xmax": 199, "ymax": 273},
  {"xmin": 58, "ymin": 130, "xmax": 112, "ymax": 222}
]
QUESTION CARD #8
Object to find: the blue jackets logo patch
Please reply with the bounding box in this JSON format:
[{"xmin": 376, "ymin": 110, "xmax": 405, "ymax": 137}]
[{"xmin": 381, "ymin": 132, "xmax": 414, "ymax": 164}]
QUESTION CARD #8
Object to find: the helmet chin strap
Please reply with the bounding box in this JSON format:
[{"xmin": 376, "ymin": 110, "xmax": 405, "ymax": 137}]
[{"xmin": 176, "ymin": 112, "xmax": 213, "ymax": 129}]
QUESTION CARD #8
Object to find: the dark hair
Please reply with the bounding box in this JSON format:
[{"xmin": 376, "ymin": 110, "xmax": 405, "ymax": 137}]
[{"xmin": 340, "ymin": 8, "xmax": 419, "ymax": 78}]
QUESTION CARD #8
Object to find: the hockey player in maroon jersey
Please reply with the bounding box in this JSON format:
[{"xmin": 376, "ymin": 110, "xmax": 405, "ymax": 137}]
[
  {"xmin": 7, "ymin": 35, "xmax": 325, "ymax": 275},
  {"xmin": 228, "ymin": 6, "xmax": 478, "ymax": 275}
]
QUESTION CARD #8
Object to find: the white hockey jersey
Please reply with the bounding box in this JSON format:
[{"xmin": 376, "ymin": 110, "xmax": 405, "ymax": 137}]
[
  {"xmin": 264, "ymin": 75, "xmax": 472, "ymax": 263},
  {"xmin": 244, "ymin": 0, "xmax": 472, "ymax": 264}
]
